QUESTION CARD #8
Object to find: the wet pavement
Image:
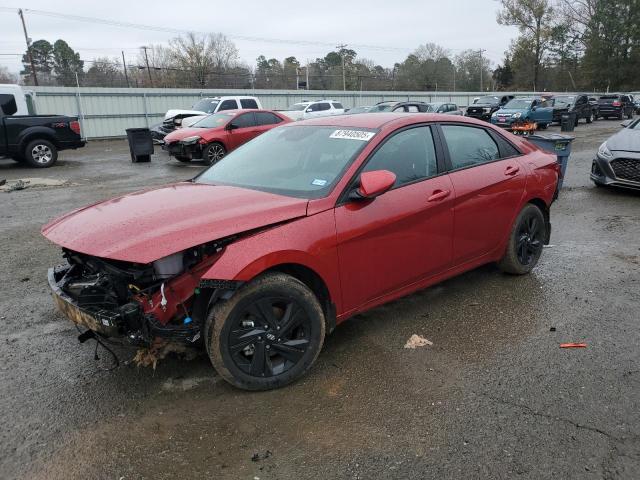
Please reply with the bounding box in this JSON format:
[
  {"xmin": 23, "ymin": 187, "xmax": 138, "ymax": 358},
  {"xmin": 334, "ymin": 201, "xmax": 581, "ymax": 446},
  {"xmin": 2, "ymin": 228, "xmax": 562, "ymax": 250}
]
[{"xmin": 1, "ymin": 120, "xmax": 639, "ymax": 479}]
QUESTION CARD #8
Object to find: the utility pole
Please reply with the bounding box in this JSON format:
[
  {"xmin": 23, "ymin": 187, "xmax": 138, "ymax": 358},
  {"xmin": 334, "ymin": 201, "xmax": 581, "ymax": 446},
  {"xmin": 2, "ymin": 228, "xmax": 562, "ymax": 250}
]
[
  {"xmin": 306, "ymin": 62, "xmax": 310, "ymax": 90},
  {"xmin": 121, "ymin": 51, "xmax": 130, "ymax": 88},
  {"xmin": 478, "ymin": 48, "xmax": 487, "ymax": 92},
  {"xmin": 336, "ymin": 44, "xmax": 347, "ymax": 91},
  {"xmin": 141, "ymin": 46, "xmax": 153, "ymax": 87},
  {"xmin": 18, "ymin": 9, "xmax": 38, "ymax": 86}
]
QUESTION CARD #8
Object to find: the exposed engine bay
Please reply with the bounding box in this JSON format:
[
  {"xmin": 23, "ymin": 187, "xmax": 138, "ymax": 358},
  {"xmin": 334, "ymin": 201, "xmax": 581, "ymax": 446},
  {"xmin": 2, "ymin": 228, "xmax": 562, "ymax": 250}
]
[{"xmin": 48, "ymin": 238, "xmax": 239, "ymax": 347}]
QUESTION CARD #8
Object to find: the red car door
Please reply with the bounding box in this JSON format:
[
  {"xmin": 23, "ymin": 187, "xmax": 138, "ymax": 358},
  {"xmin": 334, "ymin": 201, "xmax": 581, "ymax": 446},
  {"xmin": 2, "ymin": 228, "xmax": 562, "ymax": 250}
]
[
  {"xmin": 334, "ymin": 125, "xmax": 455, "ymax": 313},
  {"xmin": 439, "ymin": 124, "xmax": 526, "ymax": 265},
  {"xmin": 224, "ymin": 112, "xmax": 259, "ymax": 151}
]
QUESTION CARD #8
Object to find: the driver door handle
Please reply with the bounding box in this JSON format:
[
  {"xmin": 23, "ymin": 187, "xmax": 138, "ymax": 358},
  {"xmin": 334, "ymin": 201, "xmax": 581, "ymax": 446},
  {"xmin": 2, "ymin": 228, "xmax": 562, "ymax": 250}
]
[
  {"xmin": 427, "ymin": 189, "xmax": 451, "ymax": 202},
  {"xmin": 505, "ymin": 165, "xmax": 520, "ymax": 176}
]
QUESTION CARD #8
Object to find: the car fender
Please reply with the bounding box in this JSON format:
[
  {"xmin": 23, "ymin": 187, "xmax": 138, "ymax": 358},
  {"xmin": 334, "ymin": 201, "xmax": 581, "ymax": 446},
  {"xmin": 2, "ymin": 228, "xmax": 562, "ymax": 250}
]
[
  {"xmin": 201, "ymin": 210, "xmax": 344, "ymax": 312},
  {"xmin": 16, "ymin": 126, "xmax": 58, "ymax": 149}
]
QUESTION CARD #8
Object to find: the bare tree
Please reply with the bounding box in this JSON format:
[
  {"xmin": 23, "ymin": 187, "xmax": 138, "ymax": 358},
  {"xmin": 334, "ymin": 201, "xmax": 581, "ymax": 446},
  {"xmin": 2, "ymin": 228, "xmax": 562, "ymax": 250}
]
[
  {"xmin": 0, "ymin": 66, "xmax": 18, "ymax": 84},
  {"xmin": 169, "ymin": 32, "xmax": 239, "ymax": 87},
  {"xmin": 497, "ymin": 0, "xmax": 555, "ymax": 90}
]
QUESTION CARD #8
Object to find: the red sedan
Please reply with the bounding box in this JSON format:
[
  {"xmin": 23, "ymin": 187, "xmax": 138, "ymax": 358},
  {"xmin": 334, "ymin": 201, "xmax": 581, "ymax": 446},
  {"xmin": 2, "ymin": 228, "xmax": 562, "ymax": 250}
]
[
  {"xmin": 43, "ymin": 113, "xmax": 560, "ymax": 390},
  {"xmin": 163, "ymin": 109, "xmax": 290, "ymax": 164}
]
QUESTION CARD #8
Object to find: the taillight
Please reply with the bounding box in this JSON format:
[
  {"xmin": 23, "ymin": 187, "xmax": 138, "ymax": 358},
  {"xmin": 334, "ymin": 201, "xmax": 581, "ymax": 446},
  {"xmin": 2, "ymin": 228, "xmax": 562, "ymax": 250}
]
[
  {"xmin": 70, "ymin": 120, "xmax": 81, "ymax": 135},
  {"xmin": 612, "ymin": 101, "xmax": 621, "ymax": 107}
]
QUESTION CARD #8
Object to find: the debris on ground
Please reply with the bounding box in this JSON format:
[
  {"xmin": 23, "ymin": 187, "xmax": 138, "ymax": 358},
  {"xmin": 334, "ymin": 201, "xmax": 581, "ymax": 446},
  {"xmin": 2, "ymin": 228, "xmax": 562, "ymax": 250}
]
[
  {"xmin": 550, "ymin": 327, "xmax": 557, "ymax": 332},
  {"xmin": 404, "ymin": 334, "xmax": 433, "ymax": 349},
  {"xmin": 560, "ymin": 342, "xmax": 587, "ymax": 348},
  {"xmin": 0, "ymin": 177, "xmax": 72, "ymax": 193},
  {"xmin": 132, "ymin": 339, "xmax": 198, "ymax": 369},
  {"xmin": 251, "ymin": 451, "xmax": 272, "ymax": 462}
]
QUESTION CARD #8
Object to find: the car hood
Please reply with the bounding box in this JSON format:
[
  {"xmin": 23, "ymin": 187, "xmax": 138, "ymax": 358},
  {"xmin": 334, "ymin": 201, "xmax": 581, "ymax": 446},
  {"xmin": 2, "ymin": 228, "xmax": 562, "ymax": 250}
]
[
  {"xmin": 607, "ymin": 128, "xmax": 640, "ymax": 153},
  {"xmin": 495, "ymin": 109, "xmax": 525, "ymax": 115},
  {"xmin": 164, "ymin": 126, "xmax": 222, "ymax": 143},
  {"xmin": 42, "ymin": 183, "xmax": 309, "ymax": 263},
  {"xmin": 164, "ymin": 108, "xmax": 206, "ymax": 120}
]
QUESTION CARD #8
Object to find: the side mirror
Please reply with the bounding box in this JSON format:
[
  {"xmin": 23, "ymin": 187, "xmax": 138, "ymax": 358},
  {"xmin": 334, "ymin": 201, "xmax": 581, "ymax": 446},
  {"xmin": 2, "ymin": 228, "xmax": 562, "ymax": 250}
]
[
  {"xmin": 350, "ymin": 170, "xmax": 396, "ymax": 200},
  {"xmin": 226, "ymin": 122, "xmax": 238, "ymax": 130},
  {"xmin": 531, "ymin": 106, "xmax": 537, "ymax": 111}
]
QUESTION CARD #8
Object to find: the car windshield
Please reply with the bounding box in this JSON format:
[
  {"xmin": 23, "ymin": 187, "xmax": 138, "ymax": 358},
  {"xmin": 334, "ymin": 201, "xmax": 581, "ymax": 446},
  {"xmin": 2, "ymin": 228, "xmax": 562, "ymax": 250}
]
[
  {"xmin": 504, "ymin": 99, "xmax": 532, "ymax": 109},
  {"xmin": 426, "ymin": 104, "xmax": 440, "ymax": 111},
  {"xmin": 476, "ymin": 96, "xmax": 499, "ymax": 104},
  {"xmin": 369, "ymin": 103, "xmax": 396, "ymax": 112},
  {"xmin": 553, "ymin": 96, "xmax": 575, "ymax": 106},
  {"xmin": 196, "ymin": 126, "xmax": 375, "ymax": 199},
  {"xmin": 289, "ymin": 103, "xmax": 309, "ymax": 111},
  {"xmin": 192, "ymin": 99, "xmax": 220, "ymax": 113},
  {"xmin": 191, "ymin": 112, "xmax": 236, "ymax": 128}
]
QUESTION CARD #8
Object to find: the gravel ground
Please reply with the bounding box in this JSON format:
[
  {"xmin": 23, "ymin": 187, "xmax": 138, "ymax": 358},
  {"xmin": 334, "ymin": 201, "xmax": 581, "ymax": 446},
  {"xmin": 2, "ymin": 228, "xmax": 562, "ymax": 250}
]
[{"xmin": 0, "ymin": 119, "xmax": 639, "ymax": 480}]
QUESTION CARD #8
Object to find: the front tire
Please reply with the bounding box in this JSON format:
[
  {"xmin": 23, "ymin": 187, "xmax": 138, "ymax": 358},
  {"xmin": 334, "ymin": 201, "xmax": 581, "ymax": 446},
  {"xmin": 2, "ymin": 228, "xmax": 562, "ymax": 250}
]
[
  {"xmin": 498, "ymin": 204, "xmax": 546, "ymax": 275},
  {"xmin": 23, "ymin": 139, "xmax": 58, "ymax": 168},
  {"xmin": 205, "ymin": 273, "xmax": 326, "ymax": 391},
  {"xmin": 202, "ymin": 142, "xmax": 226, "ymax": 166},
  {"xmin": 586, "ymin": 112, "xmax": 593, "ymax": 124}
]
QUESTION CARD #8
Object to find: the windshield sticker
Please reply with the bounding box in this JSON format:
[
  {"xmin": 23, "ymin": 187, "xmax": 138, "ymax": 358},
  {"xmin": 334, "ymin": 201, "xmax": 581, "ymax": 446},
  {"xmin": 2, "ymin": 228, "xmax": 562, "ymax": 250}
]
[
  {"xmin": 311, "ymin": 178, "xmax": 328, "ymax": 186},
  {"xmin": 329, "ymin": 130, "xmax": 375, "ymax": 141}
]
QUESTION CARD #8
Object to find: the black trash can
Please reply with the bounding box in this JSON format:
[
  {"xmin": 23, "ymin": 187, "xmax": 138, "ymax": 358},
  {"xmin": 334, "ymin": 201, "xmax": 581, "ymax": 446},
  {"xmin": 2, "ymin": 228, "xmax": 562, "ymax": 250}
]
[
  {"xmin": 126, "ymin": 128, "xmax": 154, "ymax": 163},
  {"xmin": 527, "ymin": 134, "xmax": 574, "ymax": 191},
  {"xmin": 560, "ymin": 112, "xmax": 576, "ymax": 132}
]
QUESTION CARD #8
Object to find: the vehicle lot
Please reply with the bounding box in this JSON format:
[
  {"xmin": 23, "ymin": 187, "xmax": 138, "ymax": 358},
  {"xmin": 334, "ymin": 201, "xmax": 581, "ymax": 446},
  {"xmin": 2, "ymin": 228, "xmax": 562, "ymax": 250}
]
[{"xmin": 1, "ymin": 119, "xmax": 639, "ymax": 479}]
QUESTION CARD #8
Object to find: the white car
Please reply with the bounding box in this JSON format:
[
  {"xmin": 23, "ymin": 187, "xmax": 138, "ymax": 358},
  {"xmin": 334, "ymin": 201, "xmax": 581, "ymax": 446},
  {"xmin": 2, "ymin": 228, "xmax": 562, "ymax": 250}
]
[
  {"xmin": 279, "ymin": 100, "xmax": 346, "ymax": 121},
  {"xmin": 164, "ymin": 96, "xmax": 261, "ymax": 121}
]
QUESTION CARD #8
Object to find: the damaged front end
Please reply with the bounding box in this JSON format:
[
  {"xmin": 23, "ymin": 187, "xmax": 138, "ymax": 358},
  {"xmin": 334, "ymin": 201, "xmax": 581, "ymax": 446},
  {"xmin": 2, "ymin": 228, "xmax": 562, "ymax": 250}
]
[{"xmin": 48, "ymin": 239, "xmax": 239, "ymax": 348}]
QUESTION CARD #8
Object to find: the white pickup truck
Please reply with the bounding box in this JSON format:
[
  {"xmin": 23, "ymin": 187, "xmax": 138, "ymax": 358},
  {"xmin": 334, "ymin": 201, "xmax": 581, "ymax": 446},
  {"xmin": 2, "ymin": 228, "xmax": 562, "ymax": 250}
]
[
  {"xmin": 164, "ymin": 96, "xmax": 262, "ymax": 122},
  {"xmin": 279, "ymin": 100, "xmax": 346, "ymax": 121}
]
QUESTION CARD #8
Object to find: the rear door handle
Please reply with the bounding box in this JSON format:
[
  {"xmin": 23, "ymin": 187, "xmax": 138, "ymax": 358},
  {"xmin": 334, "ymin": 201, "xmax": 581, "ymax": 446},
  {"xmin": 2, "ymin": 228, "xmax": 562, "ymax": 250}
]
[
  {"xmin": 505, "ymin": 165, "xmax": 520, "ymax": 176},
  {"xmin": 427, "ymin": 189, "xmax": 451, "ymax": 202}
]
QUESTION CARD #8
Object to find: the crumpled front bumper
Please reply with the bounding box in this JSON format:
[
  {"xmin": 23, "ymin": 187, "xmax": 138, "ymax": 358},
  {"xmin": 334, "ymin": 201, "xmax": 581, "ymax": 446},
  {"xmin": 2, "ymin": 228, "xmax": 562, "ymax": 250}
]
[
  {"xmin": 163, "ymin": 141, "xmax": 203, "ymax": 159},
  {"xmin": 48, "ymin": 266, "xmax": 122, "ymax": 338}
]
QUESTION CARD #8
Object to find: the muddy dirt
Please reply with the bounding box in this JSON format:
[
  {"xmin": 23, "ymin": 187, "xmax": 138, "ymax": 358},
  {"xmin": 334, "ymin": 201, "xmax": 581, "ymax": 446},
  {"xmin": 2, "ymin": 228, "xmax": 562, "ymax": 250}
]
[{"xmin": 1, "ymin": 120, "xmax": 638, "ymax": 479}]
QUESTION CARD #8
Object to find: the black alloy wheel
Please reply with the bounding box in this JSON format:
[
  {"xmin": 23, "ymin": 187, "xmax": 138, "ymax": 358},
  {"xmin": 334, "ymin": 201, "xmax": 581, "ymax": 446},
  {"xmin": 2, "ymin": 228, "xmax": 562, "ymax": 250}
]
[
  {"xmin": 498, "ymin": 204, "xmax": 547, "ymax": 275},
  {"xmin": 227, "ymin": 297, "xmax": 312, "ymax": 377},
  {"xmin": 206, "ymin": 273, "xmax": 325, "ymax": 390},
  {"xmin": 515, "ymin": 213, "xmax": 543, "ymax": 267}
]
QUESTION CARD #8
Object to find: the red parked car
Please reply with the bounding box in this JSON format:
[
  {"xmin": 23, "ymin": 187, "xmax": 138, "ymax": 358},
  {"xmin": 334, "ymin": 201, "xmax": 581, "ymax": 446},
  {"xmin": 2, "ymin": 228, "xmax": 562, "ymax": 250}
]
[
  {"xmin": 163, "ymin": 109, "xmax": 290, "ymax": 164},
  {"xmin": 43, "ymin": 114, "xmax": 560, "ymax": 390}
]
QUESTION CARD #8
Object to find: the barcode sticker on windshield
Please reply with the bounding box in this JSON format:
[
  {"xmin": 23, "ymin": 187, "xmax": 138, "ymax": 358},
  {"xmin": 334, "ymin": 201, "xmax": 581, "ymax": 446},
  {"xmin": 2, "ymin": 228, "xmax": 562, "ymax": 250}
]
[{"xmin": 329, "ymin": 130, "xmax": 375, "ymax": 141}]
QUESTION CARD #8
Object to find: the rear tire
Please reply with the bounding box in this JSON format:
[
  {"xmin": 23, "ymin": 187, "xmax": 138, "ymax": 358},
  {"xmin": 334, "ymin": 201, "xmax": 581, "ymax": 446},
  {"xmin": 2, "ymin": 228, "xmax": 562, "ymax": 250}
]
[
  {"xmin": 498, "ymin": 204, "xmax": 547, "ymax": 275},
  {"xmin": 586, "ymin": 112, "xmax": 593, "ymax": 124},
  {"xmin": 205, "ymin": 273, "xmax": 326, "ymax": 391},
  {"xmin": 23, "ymin": 139, "xmax": 58, "ymax": 168}
]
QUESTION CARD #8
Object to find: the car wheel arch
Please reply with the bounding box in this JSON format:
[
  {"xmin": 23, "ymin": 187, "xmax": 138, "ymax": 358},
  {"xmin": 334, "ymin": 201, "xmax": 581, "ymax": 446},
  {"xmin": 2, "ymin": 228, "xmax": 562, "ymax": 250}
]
[{"xmin": 20, "ymin": 130, "xmax": 59, "ymax": 151}]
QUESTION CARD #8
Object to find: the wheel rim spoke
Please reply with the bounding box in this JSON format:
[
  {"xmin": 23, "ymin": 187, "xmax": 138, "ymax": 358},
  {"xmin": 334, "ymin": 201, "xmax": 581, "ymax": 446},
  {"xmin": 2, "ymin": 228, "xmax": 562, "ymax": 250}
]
[
  {"xmin": 229, "ymin": 327, "xmax": 264, "ymax": 352},
  {"xmin": 271, "ymin": 339, "xmax": 308, "ymax": 363},
  {"xmin": 278, "ymin": 303, "xmax": 302, "ymax": 337},
  {"xmin": 249, "ymin": 342, "xmax": 269, "ymax": 376}
]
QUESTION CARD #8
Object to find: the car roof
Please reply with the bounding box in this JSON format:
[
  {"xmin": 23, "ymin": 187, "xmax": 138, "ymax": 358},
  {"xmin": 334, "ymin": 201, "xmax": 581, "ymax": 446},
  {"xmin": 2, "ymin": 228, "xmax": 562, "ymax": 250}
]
[{"xmin": 296, "ymin": 112, "xmax": 487, "ymax": 129}]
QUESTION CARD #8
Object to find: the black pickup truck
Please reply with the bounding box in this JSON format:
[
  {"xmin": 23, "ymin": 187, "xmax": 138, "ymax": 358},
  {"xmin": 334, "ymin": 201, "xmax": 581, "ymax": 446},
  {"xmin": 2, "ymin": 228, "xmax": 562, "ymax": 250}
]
[
  {"xmin": 1, "ymin": 113, "xmax": 85, "ymax": 168},
  {"xmin": 465, "ymin": 95, "xmax": 514, "ymax": 121}
]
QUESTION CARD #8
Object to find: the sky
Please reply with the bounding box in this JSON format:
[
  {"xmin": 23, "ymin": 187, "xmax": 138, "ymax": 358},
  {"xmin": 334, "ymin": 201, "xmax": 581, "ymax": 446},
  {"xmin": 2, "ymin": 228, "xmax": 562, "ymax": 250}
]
[{"xmin": 0, "ymin": 0, "xmax": 519, "ymax": 75}]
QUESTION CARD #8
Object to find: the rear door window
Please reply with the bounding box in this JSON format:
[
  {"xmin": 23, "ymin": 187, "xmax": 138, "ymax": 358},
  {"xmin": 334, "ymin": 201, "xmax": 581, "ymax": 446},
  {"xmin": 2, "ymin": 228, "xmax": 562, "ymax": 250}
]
[
  {"xmin": 255, "ymin": 112, "xmax": 283, "ymax": 125},
  {"xmin": 218, "ymin": 99, "xmax": 239, "ymax": 111},
  {"xmin": 441, "ymin": 125, "xmax": 500, "ymax": 170},
  {"xmin": 0, "ymin": 94, "xmax": 17, "ymax": 115},
  {"xmin": 332, "ymin": 102, "xmax": 344, "ymax": 109},
  {"xmin": 240, "ymin": 98, "xmax": 259, "ymax": 109},
  {"xmin": 317, "ymin": 102, "xmax": 331, "ymax": 111}
]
